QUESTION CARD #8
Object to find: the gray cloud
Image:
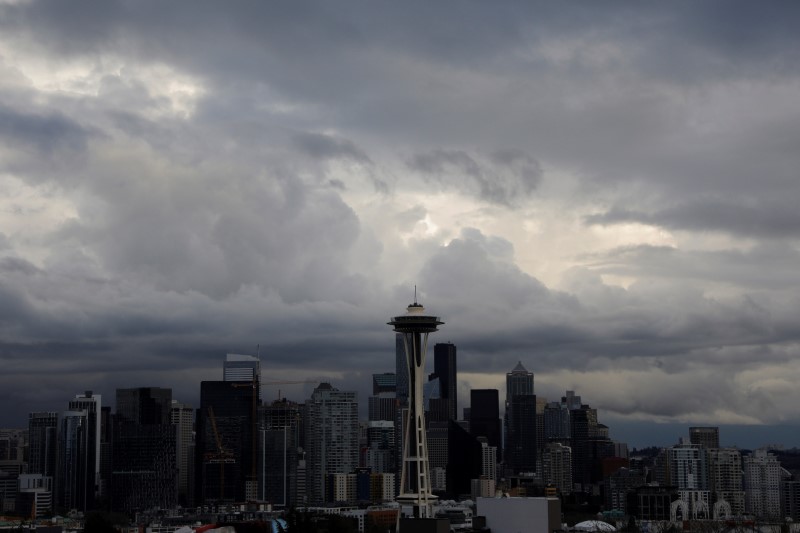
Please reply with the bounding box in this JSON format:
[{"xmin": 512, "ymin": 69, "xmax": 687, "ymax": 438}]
[
  {"xmin": 407, "ymin": 149, "xmax": 541, "ymax": 205},
  {"xmin": 0, "ymin": 1, "xmax": 799, "ymax": 440},
  {"xmin": 292, "ymin": 132, "xmax": 371, "ymax": 164},
  {"xmin": 0, "ymin": 104, "xmax": 91, "ymax": 154},
  {"xmin": 586, "ymin": 199, "xmax": 800, "ymax": 239}
]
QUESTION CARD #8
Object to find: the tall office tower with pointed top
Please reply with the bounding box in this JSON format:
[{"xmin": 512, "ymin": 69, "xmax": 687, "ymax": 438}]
[{"xmin": 388, "ymin": 299, "xmax": 443, "ymax": 520}]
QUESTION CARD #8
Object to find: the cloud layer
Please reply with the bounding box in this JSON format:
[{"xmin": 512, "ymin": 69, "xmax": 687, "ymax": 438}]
[{"xmin": 1, "ymin": 1, "xmax": 799, "ymax": 443}]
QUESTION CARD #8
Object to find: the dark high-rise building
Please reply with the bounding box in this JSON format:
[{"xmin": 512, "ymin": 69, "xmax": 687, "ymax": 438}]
[
  {"xmin": 196, "ymin": 381, "xmax": 257, "ymax": 504},
  {"xmin": 432, "ymin": 343, "xmax": 457, "ymax": 421},
  {"xmin": 99, "ymin": 406, "xmax": 112, "ymax": 503},
  {"xmin": 506, "ymin": 361, "xmax": 533, "ymax": 398},
  {"xmin": 372, "ymin": 373, "xmax": 396, "ymax": 395},
  {"xmin": 505, "ymin": 362, "xmax": 536, "ymax": 475},
  {"xmin": 469, "ymin": 389, "xmax": 501, "ymax": 462},
  {"xmin": 112, "ymin": 387, "xmax": 176, "ymax": 513},
  {"xmin": 28, "ymin": 412, "xmax": 58, "ymax": 478},
  {"xmin": 570, "ymin": 404, "xmax": 598, "ymax": 492},
  {"xmin": 260, "ymin": 399, "xmax": 301, "ymax": 507},
  {"xmin": 68, "ymin": 392, "xmax": 101, "ymax": 508},
  {"xmin": 56, "ymin": 410, "xmax": 89, "ymax": 512},
  {"xmin": 446, "ymin": 420, "xmax": 483, "ymax": 499},
  {"xmin": 506, "ymin": 395, "xmax": 538, "ymax": 474},
  {"xmin": 171, "ymin": 400, "xmax": 194, "ymax": 506},
  {"xmin": 689, "ymin": 427, "xmax": 720, "ymax": 449},
  {"xmin": 395, "ymin": 334, "xmax": 408, "ymax": 407}
]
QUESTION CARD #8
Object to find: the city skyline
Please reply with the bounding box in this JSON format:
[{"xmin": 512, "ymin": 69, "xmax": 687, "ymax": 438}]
[
  {"xmin": 2, "ymin": 1, "xmax": 800, "ymax": 446},
  {"xmin": 6, "ymin": 352, "xmax": 800, "ymax": 451}
]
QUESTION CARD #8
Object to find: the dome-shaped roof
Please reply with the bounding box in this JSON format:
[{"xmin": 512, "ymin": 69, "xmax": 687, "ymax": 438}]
[{"xmin": 573, "ymin": 520, "xmax": 616, "ymax": 532}]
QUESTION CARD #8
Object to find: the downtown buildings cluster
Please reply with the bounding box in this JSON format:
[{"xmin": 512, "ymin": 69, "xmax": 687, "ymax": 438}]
[{"xmin": 1, "ymin": 345, "xmax": 799, "ymax": 528}]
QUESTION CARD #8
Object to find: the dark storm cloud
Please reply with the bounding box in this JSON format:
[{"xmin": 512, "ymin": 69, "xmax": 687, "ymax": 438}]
[
  {"xmin": 586, "ymin": 200, "xmax": 800, "ymax": 239},
  {"xmin": 0, "ymin": 104, "xmax": 91, "ymax": 154},
  {"xmin": 585, "ymin": 243, "xmax": 800, "ymax": 291},
  {"xmin": 1, "ymin": 0, "xmax": 800, "ymax": 433},
  {"xmin": 292, "ymin": 132, "xmax": 371, "ymax": 163}
]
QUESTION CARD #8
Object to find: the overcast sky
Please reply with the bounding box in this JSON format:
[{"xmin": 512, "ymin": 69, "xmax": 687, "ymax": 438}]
[{"xmin": 1, "ymin": 1, "xmax": 800, "ymax": 447}]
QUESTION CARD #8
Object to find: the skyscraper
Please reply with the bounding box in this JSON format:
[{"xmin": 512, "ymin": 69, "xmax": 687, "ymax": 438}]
[
  {"xmin": 28, "ymin": 412, "xmax": 58, "ymax": 478},
  {"xmin": 197, "ymin": 380, "xmax": 257, "ymax": 504},
  {"xmin": 56, "ymin": 410, "xmax": 89, "ymax": 512},
  {"xmin": 506, "ymin": 395, "xmax": 537, "ymax": 474},
  {"xmin": 708, "ymin": 448, "xmax": 744, "ymax": 516},
  {"xmin": 469, "ymin": 389, "xmax": 501, "ymax": 462},
  {"xmin": 505, "ymin": 362, "xmax": 536, "ymax": 474},
  {"xmin": 395, "ymin": 335, "xmax": 408, "ymax": 408},
  {"xmin": 305, "ymin": 383, "xmax": 358, "ymax": 505},
  {"xmin": 506, "ymin": 361, "xmax": 533, "ymax": 398},
  {"xmin": 542, "ymin": 442, "xmax": 573, "ymax": 496},
  {"xmin": 171, "ymin": 400, "xmax": 194, "ymax": 506},
  {"xmin": 261, "ymin": 398, "xmax": 301, "ymax": 507},
  {"xmin": 224, "ymin": 353, "xmax": 261, "ymax": 383},
  {"xmin": 668, "ymin": 443, "xmax": 708, "ymax": 490},
  {"xmin": 689, "ymin": 427, "xmax": 720, "ymax": 450},
  {"xmin": 68, "ymin": 392, "xmax": 101, "ymax": 506},
  {"xmin": 432, "ymin": 343, "xmax": 457, "ymax": 421},
  {"xmin": 744, "ymin": 449, "xmax": 782, "ymax": 520},
  {"xmin": 112, "ymin": 387, "xmax": 176, "ymax": 513}
]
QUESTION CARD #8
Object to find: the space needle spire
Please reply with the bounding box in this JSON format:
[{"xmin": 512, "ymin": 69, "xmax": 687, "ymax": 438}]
[{"xmin": 388, "ymin": 295, "xmax": 444, "ymax": 523}]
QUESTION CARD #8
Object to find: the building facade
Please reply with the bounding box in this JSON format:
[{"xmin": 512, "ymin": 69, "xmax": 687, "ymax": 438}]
[{"xmin": 305, "ymin": 383, "xmax": 359, "ymax": 505}]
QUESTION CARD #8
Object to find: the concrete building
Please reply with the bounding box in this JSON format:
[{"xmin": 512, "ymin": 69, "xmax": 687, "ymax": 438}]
[
  {"xmin": 171, "ymin": 400, "xmax": 194, "ymax": 506},
  {"xmin": 16, "ymin": 474, "xmax": 53, "ymax": 518},
  {"xmin": 744, "ymin": 449, "xmax": 782, "ymax": 520},
  {"xmin": 305, "ymin": 383, "xmax": 359, "ymax": 505},
  {"xmin": 477, "ymin": 497, "xmax": 562, "ymax": 533},
  {"xmin": 689, "ymin": 427, "xmax": 720, "ymax": 449},
  {"xmin": 542, "ymin": 442, "xmax": 572, "ymax": 496},
  {"xmin": 605, "ymin": 468, "xmax": 645, "ymax": 514},
  {"xmin": 668, "ymin": 443, "xmax": 708, "ymax": 490},
  {"xmin": 708, "ymin": 448, "xmax": 745, "ymax": 516}
]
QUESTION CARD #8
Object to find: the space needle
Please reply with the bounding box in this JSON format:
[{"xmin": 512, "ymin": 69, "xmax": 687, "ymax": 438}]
[{"xmin": 388, "ymin": 293, "xmax": 444, "ymax": 523}]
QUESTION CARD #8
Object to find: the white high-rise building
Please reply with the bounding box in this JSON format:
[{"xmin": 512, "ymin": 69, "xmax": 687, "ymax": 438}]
[
  {"xmin": 669, "ymin": 443, "xmax": 708, "ymax": 490},
  {"xmin": 744, "ymin": 449, "xmax": 782, "ymax": 520},
  {"xmin": 171, "ymin": 400, "xmax": 194, "ymax": 505},
  {"xmin": 478, "ymin": 437, "xmax": 497, "ymax": 482},
  {"xmin": 305, "ymin": 383, "xmax": 359, "ymax": 505},
  {"xmin": 708, "ymin": 448, "xmax": 745, "ymax": 517},
  {"xmin": 224, "ymin": 353, "xmax": 261, "ymax": 382},
  {"xmin": 543, "ymin": 442, "xmax": 572, "ymax": 495}
]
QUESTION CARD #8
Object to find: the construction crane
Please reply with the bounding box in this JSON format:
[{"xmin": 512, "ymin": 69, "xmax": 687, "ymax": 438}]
[
  {"xmin": 261, "ymin": 379, "xmax": 321, "ymax": 401},
  {"xmin": 204, "ymin": 406, "xmax": 234, "ymax": 501}
]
